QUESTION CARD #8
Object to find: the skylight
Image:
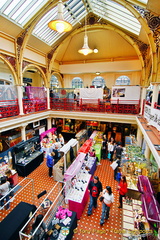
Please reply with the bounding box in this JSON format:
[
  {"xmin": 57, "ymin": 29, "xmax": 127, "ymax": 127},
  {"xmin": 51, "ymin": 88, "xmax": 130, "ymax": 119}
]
[
  {"xmin": 0, "ymin": 0, "xmax": 148, "ymax": 46},
  {"xmin": 0, "ymin": 0, "xmax": 48, "ymax": 26}
]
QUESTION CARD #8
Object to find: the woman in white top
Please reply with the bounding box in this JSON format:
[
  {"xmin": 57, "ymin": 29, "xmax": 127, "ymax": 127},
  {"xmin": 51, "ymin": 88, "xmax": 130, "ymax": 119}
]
[
  {"xmin": 0, "ymin": 176, "xmax": 10, "ymax": 209},
  {"xmin": 107, "ymin": 141, "xmax": 114, "ymax": 161},
  {"xmin": 100, "ymin": 186, "xmax": 114, "ymax": 225}
]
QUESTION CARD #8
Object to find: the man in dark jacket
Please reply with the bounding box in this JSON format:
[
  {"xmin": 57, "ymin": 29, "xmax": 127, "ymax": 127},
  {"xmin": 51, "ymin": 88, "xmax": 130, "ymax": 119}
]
[
  {"xmin": 114, "ymin": 143, "xmax": 123, "ymax": 160},
  {"xmin": 87, "ymin": 176, "xmax": 103, "ymax": 216}
]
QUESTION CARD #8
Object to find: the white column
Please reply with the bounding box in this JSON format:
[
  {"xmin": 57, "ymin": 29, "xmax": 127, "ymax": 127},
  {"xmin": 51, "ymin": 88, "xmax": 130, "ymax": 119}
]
[
  {"xmin": 46, "ymin": 87, "xmax": 50, "ymax": 110},
  {"xmin": 151, "ymin": 83, "xmax": 159, "ymax": 108},
  {"xmin": 21, "ymin": 124, "xmax": 27, "ymax": 141},
  {"xmin": 16, "ymin": 85, "xmax": 24, "ymax": 115},
  {"xmin": 144, "ymin": 143, "xmax": 150, "ymax": 160},
  {"xmin": 136, "ymin": 127, "xmax": 142, "ymax": 147},
  {"xmin": 140, "ymin": 87, "xmax": 147, "ymax": 115},
  {"xmin": 47, "ymin": 118, "xmax": 52, "ymax": 130}
]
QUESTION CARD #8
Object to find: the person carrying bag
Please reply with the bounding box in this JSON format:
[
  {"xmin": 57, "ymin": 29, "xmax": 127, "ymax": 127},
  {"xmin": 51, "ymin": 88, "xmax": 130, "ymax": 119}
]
[{"xmin": 99, "ymin": 186, "xmax": 114, "ymax": 226}]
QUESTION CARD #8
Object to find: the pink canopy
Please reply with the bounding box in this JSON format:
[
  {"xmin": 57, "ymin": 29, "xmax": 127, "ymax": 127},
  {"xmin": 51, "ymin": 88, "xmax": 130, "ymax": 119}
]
[
  {"xmin": 64, "ymin": 152, "xmax": 86, "ymax": 181},
  {"xmin": 40, "ymin": 127, "xmax": 57, "ymax": 140}
]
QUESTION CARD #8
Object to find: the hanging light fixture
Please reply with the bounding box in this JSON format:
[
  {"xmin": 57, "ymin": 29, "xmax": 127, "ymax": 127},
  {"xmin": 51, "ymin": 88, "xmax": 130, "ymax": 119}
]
[
  {"xmin": 48, "ymin": 0, "xmax": 72, "ymax": 33},
  {"xmin": 78, "ymin": 15, "xmax": 93, "ymax": 56}
]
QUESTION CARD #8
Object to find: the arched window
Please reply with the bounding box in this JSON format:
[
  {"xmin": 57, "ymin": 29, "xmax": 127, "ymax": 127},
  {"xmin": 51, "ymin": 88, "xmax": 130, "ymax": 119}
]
[
  {"xmin": 115, "ymin": 76, "xmax": 130, "ymax": 85},
  {"xmin": 50, "ymin": 75, "xmax": 59, "ymax": 88},
  {"xmin": 92, "ymin": 76, "xmax": 106, "ymax": 88},
  {"xmin": 72, "ymin": 77, "xmax": 83, "ymax": 88}
]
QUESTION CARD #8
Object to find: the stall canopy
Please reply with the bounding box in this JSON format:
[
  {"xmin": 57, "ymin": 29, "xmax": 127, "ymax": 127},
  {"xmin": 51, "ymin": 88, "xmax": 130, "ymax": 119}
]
[
  {"xmin": 137, "ymin": 175, "xmax": 154, "ymax": 194},
  {"xmin": 64, "ymin": 152, "xmax": 86, "ymax": 182},
  {"xmin": 137, "ymin": 175, "xmax": 160, "ymax": 231},
  {"xmin": 89, "ymin": 131, "xmax": 98, "ymax": 140},
  {"xmin": 40, "ymin": 127, "xmax": 57, "ymax": 140},
  {"xmin": 59, "ymin": 138, "xmax": 78, "ymax": 154},
  {"xmin": 78, "ymin": 139, "xmax": 92, "ymax": 154}
]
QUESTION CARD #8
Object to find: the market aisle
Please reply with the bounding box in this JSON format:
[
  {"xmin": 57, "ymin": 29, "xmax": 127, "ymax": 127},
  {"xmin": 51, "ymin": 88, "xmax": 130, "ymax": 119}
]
[
  {"xmin": 72, "ymin": 159, "xmax": 122, "ymax": 240},
  {"xmin": 0, "ymin": 158, "xmax": 122, "ymax": 240}
]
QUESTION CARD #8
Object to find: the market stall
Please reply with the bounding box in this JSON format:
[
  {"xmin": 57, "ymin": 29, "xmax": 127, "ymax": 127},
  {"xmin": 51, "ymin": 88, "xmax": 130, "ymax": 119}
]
[
  {"xmin": 59, "ymin": 138, "xmax": 78, "ymax": 172},
  {"xmin": 19, "ymin": 181, "xmax": 77, "ymax": 240},
  {"xmin": 75, "ymin": 129, "xmax": 88, "ymax": 148},
  {"xmin": 14, "ymin": 137, "xmax": 43, "ymax": 177},
  {"xmin": 64, "ymin": 152, "xmax": 91, "ymax": 219}
]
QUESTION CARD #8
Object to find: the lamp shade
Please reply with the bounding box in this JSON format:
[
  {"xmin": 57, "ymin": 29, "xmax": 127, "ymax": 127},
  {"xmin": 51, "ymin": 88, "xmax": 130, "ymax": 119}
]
[
  {"xmin": 78, "ymin": 35, "xmax": 93, "ymax": 56},
  {"xmin": 48, "ymin": 0, "xmax": 72, "ymax": 33}
]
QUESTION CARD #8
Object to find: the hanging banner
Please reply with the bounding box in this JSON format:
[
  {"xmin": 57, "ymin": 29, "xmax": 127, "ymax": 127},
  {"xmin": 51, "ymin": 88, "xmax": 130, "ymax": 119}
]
[{"xmin": 144, "ymin": 104, "xmax": 160, "ymax": 131}]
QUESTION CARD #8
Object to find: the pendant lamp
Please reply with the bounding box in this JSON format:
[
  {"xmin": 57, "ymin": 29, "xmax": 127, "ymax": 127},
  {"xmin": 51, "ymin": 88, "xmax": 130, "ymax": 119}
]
[
  {"xmin": 48, "ymin": 0, "xmax": 72, "ymax": 33},
  {"xmin": 78, "ymin": 16, "xmax": 93, "ymax": 56}
]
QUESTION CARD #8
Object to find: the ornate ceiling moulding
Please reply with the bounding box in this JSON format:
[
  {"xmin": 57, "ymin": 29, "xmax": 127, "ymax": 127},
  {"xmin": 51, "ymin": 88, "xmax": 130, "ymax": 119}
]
[
  {"xmin": 130, "ymin": 36, "xmax": 149, "ymax": 61},
  {"xmin": 47, "ymin": 46, "xmax": 58, "ymax": 65},
  {"xmin": 22, "ymin": 60, "xmax": 32, "ymax": 70},
  {"xmin": 40, "ymin": 66, "xmax": 47, "ymax": 74},
  {"xmin": 16, "ymin": 25, "xmax": 31, "ymax": 60},
  {"xmin": 134, "ymin": 6, "xmax": 160, "ymax": 49},
  {"xmin": 1, "ymin": 53, "xmax": 17, "ymax": 72}
]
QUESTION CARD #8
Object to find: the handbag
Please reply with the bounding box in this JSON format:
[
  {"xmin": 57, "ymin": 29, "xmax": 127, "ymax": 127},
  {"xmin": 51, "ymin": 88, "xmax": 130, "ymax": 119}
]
[
  {"xmin": 110, "ymin": 161, "xmax": 118, "ymax": 170},
  {"xmin": 107, "ymin": 152, "xmax": 111, "ymax": 159},
  {"xmin": 99, "ymin": 196, "xmax": 104, "ymax": 202}
]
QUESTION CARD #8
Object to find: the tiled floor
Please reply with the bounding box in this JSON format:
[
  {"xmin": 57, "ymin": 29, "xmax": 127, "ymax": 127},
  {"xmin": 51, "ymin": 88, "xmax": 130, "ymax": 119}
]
[{"xmin": 0, "ymin": 158, "xmax": 123, "ymax": 240}]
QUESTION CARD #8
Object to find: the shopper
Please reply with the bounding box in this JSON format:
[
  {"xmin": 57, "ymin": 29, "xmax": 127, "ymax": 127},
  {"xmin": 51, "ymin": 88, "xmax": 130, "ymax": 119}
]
[
  {"xmin": 0, "ymin": 176, "xmax": 10, "ymax": 209},
  {"xmin": 102, "ymin": 134, "xmax": 108, "ymax": 159},
  {"xmin": 114, "ymin": 143, "xmax": 123, "ymax": 160},
  {"xmin": 57, "ymin": 133, "xmax": 64, "ymax": 146},
  {"xmin": 100, "ymin": 186, "xmax": 114, "ymax": 226},
  {"xmin": 115, "ymin": 167, "xmax": 122, "ymax": 183},
  {"xmin": 31, "ymin": 214, "xmax": 47, "ymax": 240},
  {"xmin": 87, "ymin": 176, "xmax": 103, "ymax": 216},
  {"xmin": 107, "ymin": 141, "xmax": 114, "ymax": 161},
  {"xmin": 118, "ymin": 175, "xmax": 128, "ymax": 208},
  {"xmin": 114, "ymin": 157, "xmax": 121, "ymax": 180},
  {"xmin": 5, "ymin": 169, "xmax": 14, "ymax": 188},
  {"xmin": 46, "ymin": 152, "xmax": 55, "ymax": 177}
]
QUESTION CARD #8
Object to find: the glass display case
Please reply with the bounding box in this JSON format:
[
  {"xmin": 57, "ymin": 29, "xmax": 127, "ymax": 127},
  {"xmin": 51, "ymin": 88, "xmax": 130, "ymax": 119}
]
[{"xmin": 14, "ymin": 137, "xmax": 43, "ymax": 176}]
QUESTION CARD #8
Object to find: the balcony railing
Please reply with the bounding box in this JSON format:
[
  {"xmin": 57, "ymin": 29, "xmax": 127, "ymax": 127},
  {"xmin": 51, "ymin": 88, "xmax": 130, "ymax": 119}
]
[
  {"xmin": 23, "ymin": 98, "xmax": 47, "ymax": 114},
  {"xmin": 50, "ymin": 98, "xmax": 140, "ymax": 114},
  {"xmin": 0, "ymin": 99, "xmax": 19, "ymax": 118},
  {"xmin": 2, "ymin": 97, "xmax": 160, "ymax": 120}
]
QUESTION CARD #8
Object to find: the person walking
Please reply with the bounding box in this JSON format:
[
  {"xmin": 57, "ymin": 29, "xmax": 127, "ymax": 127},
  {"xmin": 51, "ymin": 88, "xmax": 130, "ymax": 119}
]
[
  {"xmin": 100, "ymin": 186, "xmax": 114, "ymax": 226},
  {"xmin": 107, "ymin": 141, "xmax": 114, "ymax": 161},
  {"xmin": 87, "ymin": 176, "xmax": 102, "ymax": 216},
  {"xmin": 114, "ymin": 143, "xmax": 123, "ymax": 160},
  {"xmin": 118, "ymin": 175, "xmax": 128, "ymax": 208},
  {"xmin": 0, "ymin": 176, "xmax": 10, "ymax": 209},
  {"xmin": 114, "ymin": 157, "xmax": 121, "ymax": 180},
  {"xmin": 46, "ymin": 152, "xmax": 55, "ymax": 177},
  {"xmin": 102, "ymin": 134, "xmax": 108, "ymax": 159}
]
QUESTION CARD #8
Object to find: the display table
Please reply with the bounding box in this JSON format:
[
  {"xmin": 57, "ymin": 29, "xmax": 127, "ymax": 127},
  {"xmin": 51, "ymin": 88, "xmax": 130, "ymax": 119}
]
[
  {"xmin": 45, "ymin": 210, "xmax": 77, "ymax": 240},
  {"xmin": 80, "ymin": 156, "xmax": 97, "ymax": 176},
  {"xmin": 15, "ymin": 151, "xmax": 43, "ymax": 177},
  {"xmin": 0, "ymin": 201, "xmax": 36, "ymax": 240},
  {"xmin": 53, "ymin": 157, "xmax": 64, "ymax": 181},
  {"xmin": 66, "ymin": 173, "xmax": 91, "ymax": 219},
  {"xmin": 68, "ymin": 186, "xmax": 89, "ymax": 220}
]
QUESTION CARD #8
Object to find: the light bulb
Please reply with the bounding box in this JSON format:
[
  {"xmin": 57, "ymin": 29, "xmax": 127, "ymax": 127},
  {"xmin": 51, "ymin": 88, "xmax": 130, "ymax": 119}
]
[
  {"xmin": 56, "ymin": 22, "xmax": 65, "ymax": 33},
  {"xmin": 93, "ymin": 48, "xmax": 98, "ymax": 53}
]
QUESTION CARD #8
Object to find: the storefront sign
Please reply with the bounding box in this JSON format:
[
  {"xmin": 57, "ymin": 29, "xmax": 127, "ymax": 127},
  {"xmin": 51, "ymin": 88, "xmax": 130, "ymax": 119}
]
[{"xmin": 144, "ymin": 105, "xmax": 160, "ymax": 131}]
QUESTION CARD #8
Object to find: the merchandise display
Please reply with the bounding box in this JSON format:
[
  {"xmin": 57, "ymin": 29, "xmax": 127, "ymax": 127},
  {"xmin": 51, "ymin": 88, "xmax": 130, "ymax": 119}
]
[
  {"xmin": 65, "ymin": 172, "xmax": 91, "ymax": 203},
  {"xmin": 122, "ymin": 199, "xmax": 152, "ymax": 240},
  {"xmin": 45, "ymin": 208, "xmax": 77, "ymax": 240},
  {"xmin": 80, "ymin": 155, "xmax": 96, "ymax": 173}
]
